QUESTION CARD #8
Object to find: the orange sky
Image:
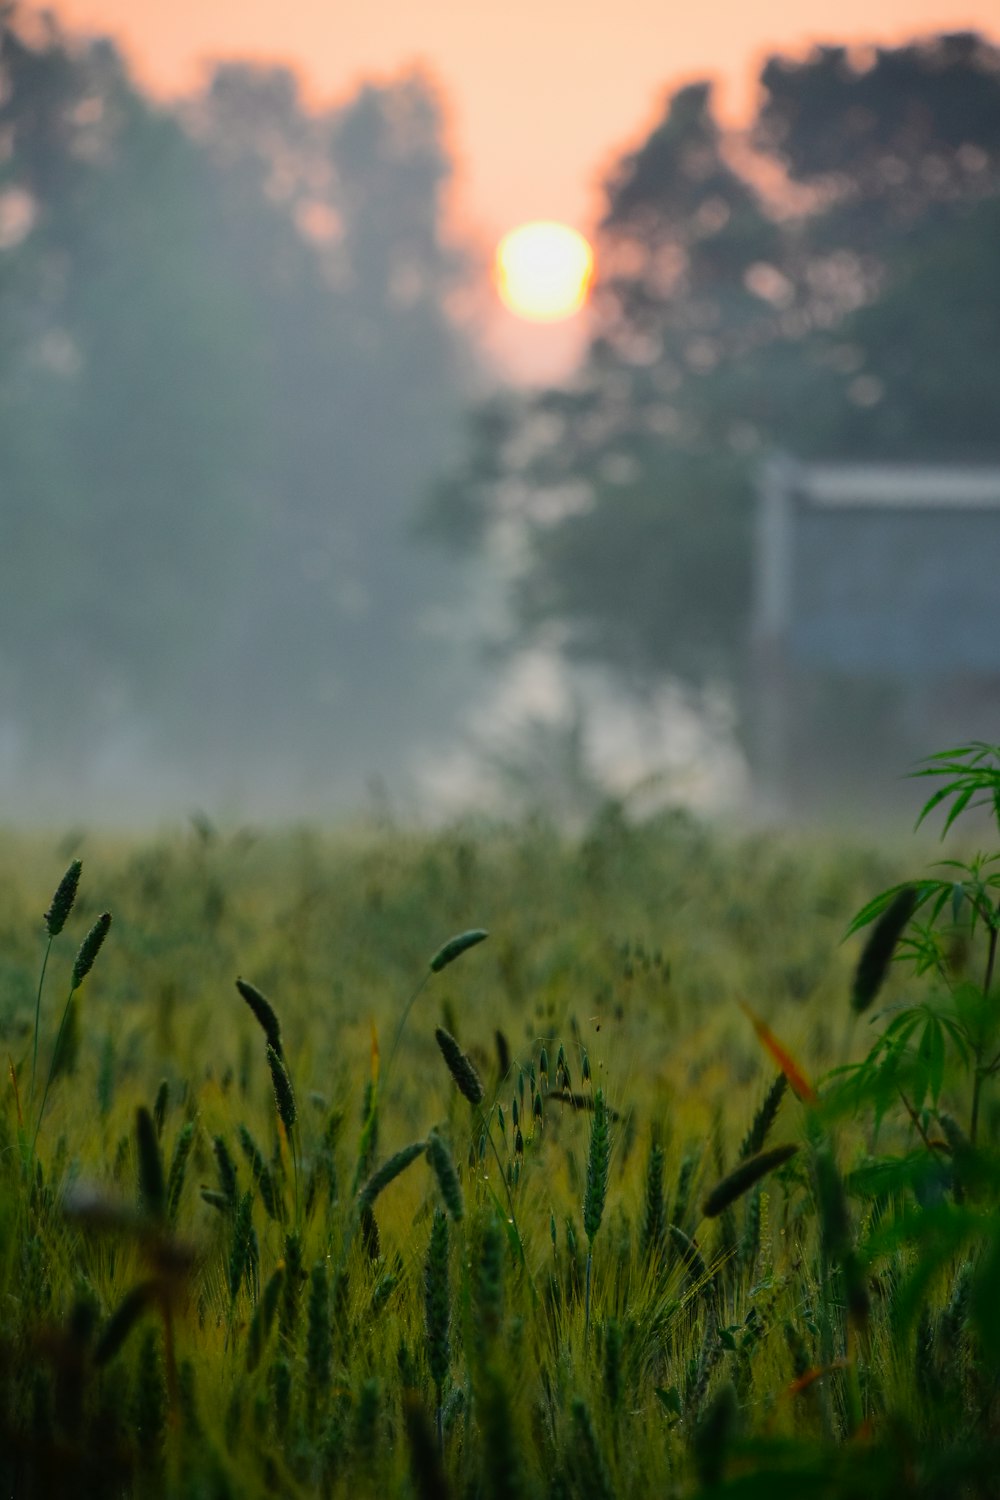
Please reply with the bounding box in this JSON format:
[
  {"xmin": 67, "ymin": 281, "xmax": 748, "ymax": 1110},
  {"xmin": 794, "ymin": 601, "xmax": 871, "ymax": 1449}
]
[
  {"xmin": 50, "ymin": 0, "xmax": 999, "ymax": 239},
  {"xmin": 46, "ymin": 0, "xmax": 1000, "ymax": 379}
]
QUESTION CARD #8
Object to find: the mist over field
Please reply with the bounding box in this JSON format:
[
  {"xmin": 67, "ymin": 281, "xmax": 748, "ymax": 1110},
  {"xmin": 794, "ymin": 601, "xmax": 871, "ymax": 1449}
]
[{"xmin": 2, "ymin": 9, "xmax": 999, "ymax": 826}]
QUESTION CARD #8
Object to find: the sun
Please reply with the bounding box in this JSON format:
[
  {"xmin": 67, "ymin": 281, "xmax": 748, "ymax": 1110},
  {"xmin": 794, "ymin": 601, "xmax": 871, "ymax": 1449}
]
[{"xmin": 494, "ymin": 221, "xmax": 594, "ymax": 323}]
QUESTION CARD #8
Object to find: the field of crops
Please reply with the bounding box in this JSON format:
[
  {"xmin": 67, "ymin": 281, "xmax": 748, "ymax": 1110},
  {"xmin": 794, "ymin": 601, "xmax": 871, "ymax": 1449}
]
[{"xmin": 2, "ymin": 751, "xmax": 1000, "ymax": 1498}]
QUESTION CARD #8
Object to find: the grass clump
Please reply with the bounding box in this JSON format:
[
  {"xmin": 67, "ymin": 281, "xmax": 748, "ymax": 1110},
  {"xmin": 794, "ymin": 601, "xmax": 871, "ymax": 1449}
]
[{"xmin": 1, "ymin": 744, "xmax": 1000, "ymax": 1495}]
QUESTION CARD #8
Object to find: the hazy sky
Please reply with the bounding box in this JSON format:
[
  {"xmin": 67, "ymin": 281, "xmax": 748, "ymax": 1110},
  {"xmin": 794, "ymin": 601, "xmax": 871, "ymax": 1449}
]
[{"xmin": 51, "ymin": 0, "xmax": 999, "ymax": 243}]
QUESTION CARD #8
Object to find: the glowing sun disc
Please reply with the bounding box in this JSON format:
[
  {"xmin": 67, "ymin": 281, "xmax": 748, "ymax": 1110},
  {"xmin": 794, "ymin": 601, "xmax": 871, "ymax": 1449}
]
[{"xmin": 495, "ymin": 221, "xmax": 594, "ymax": 322}]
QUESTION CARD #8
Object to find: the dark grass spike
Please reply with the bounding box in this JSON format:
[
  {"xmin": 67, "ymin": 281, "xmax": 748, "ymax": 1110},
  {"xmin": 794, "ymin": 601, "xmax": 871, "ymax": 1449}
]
[
  {"xmin": 135, "ymin": 1106, "xmax": 165, "ymax": 1222},
  {"xmin": 94, "ymin": 1280, "xmax": 158, "ymax": 1365},
  {"xmin": 429, "ymin": 928, "xmax": 488, "ymax": 973},
  {"xmin": 72, "ymin": 911, "xmax": 112, "ymax": 989},
  {"xmin": 852, "ymin": 885, "xmax": 919, "ymax": 1013},
  {"xmin": 357, "ymin": 1141, "xmax": 427, "ymax": 1211},
  {"xmin": 435, "ymin": 1027, "xmax": 484, "ymax": 1105},
  {"xmin": 426, "ymin": 1130, "xmax": 463, "ymax": 1220},
  {"xmin": 495, "ymin": 1029, "xmax": 511, "ymax": 1079},
  {"xmin": 235, "ymin": 978, "xmax": 283, "ymax": 1058},
  {"xmin": 45, "ymin": 859, "xmax": 82, "ymax": 938},
  {"xmin": 738, "ymin": 1073, "xmax": 787, "ymax": 1161},
  {"xmin": 702, "ymin": 1143, "xmax": 799, "ymax": 1218},
  {"xmin": 266, "ymin": 1044, "xmax": 296, "ymax": 1133}
]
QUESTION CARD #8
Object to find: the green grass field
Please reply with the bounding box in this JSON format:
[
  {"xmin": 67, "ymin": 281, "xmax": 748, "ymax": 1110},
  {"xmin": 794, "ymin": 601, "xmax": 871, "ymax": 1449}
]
[{"xmin": 2, "ymin": 761, "xmax": 999, "ymax": 1498}]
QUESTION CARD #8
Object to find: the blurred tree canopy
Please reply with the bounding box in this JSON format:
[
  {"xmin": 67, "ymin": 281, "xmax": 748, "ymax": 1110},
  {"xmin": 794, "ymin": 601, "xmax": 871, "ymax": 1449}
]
[
  {"xmin": 431, "ymin": 33, "xmax": 1000, "ymax": 698},
  {"xmin": 0, "ymin": 6, "xmax": 476, "ymax": 806}
]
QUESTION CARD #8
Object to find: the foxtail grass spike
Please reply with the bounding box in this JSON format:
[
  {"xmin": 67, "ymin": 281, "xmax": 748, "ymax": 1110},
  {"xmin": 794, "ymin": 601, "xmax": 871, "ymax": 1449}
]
[
  {"xmin": 44, "ymin": 859, "xmax": 81, "ymax": 937},
  {"xmin": 357, "ymin": 1141, "xmax": 427, "ymax": 1211},
  {"xmin": 852, "ymin": 886, "xmax": 918, "ymax": 1012},
  {"xmin": 235, "ymin": 978, "xmax": 283, "ymax": 1057},
  {"xmin": 72, "ymin": 911, "xmax": 111, "ymax": 990},
  {"xmin": 266, "ymin": 1044, "xmax": 296, "ymax": 1133},
  {"xmin": 429, "ymin": 928, "xmax": 488, "ymax": 973},
  {"xmin": 435, "ymin": 1027, "xmax": 484, "ymax": 1105},
  {"xmin": 426, "ymin": 1130, "xmax": 463, "ymax": 1220},
  {"xmin": 702, "ymin": 1143, "xmax": 798, "ymax": 1218}
]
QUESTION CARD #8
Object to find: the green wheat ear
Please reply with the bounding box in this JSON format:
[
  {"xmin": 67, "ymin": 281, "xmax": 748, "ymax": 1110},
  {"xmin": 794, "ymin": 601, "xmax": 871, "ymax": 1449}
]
[{"xmin": 583, "ymin": 1088, "xmax": 610, "ymax": 1245}]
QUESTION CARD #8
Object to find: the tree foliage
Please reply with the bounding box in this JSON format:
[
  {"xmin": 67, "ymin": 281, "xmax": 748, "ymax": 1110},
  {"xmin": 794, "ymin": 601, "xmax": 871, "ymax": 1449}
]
[
  {"xmin": 431, "ymin": 33, "xmax": 1000, "ymax": 698},
  {"xmin": 0, "ymin": 6, "xmax": 477, "ymax": 807}
]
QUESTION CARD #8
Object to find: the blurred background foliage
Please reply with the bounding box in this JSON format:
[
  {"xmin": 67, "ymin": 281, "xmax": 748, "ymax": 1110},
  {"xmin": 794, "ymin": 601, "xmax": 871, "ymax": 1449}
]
[{"xmin": 432, "ymin": 33, "xmax": 1000, "ymax": 710}]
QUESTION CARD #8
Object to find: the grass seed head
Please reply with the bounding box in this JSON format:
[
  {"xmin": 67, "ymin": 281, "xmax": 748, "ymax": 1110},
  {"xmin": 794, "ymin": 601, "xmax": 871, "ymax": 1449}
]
[
  {"xmin": 266, "ymin": 1044, "xmax": 296, "ymax": 1133},
  {"xmin": 435, "ymin": 1026, "xmax": 485, "ymax": 1105},
  {"xmin": 45, "ymin": 859, "xmax": 82, "ymax": 937},
  {"xmin": 72, "ymin": 911, "xmax": 112, "ymax": 990},
  {"xmin": 429, "ymin": 928, "xmax": 488, "ymax": 973},
  {"xmin": 702, "ymin": 1143, "xmax": 798, "ymax": 1219},
  {"xmin": 235, "ymin": 978, "xmax": 283, "ymax": 1057},
  {"xmin": 357, "ymin": 1141, "xmax": 427, "ymax": 1211},
  {"xmin": 852, "ymin": 884, "xmax": 919, "ymax": 1013},
  {"xmin": 426, "ymin": 1130, "xmax": 463, "ymax": 1221}
]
